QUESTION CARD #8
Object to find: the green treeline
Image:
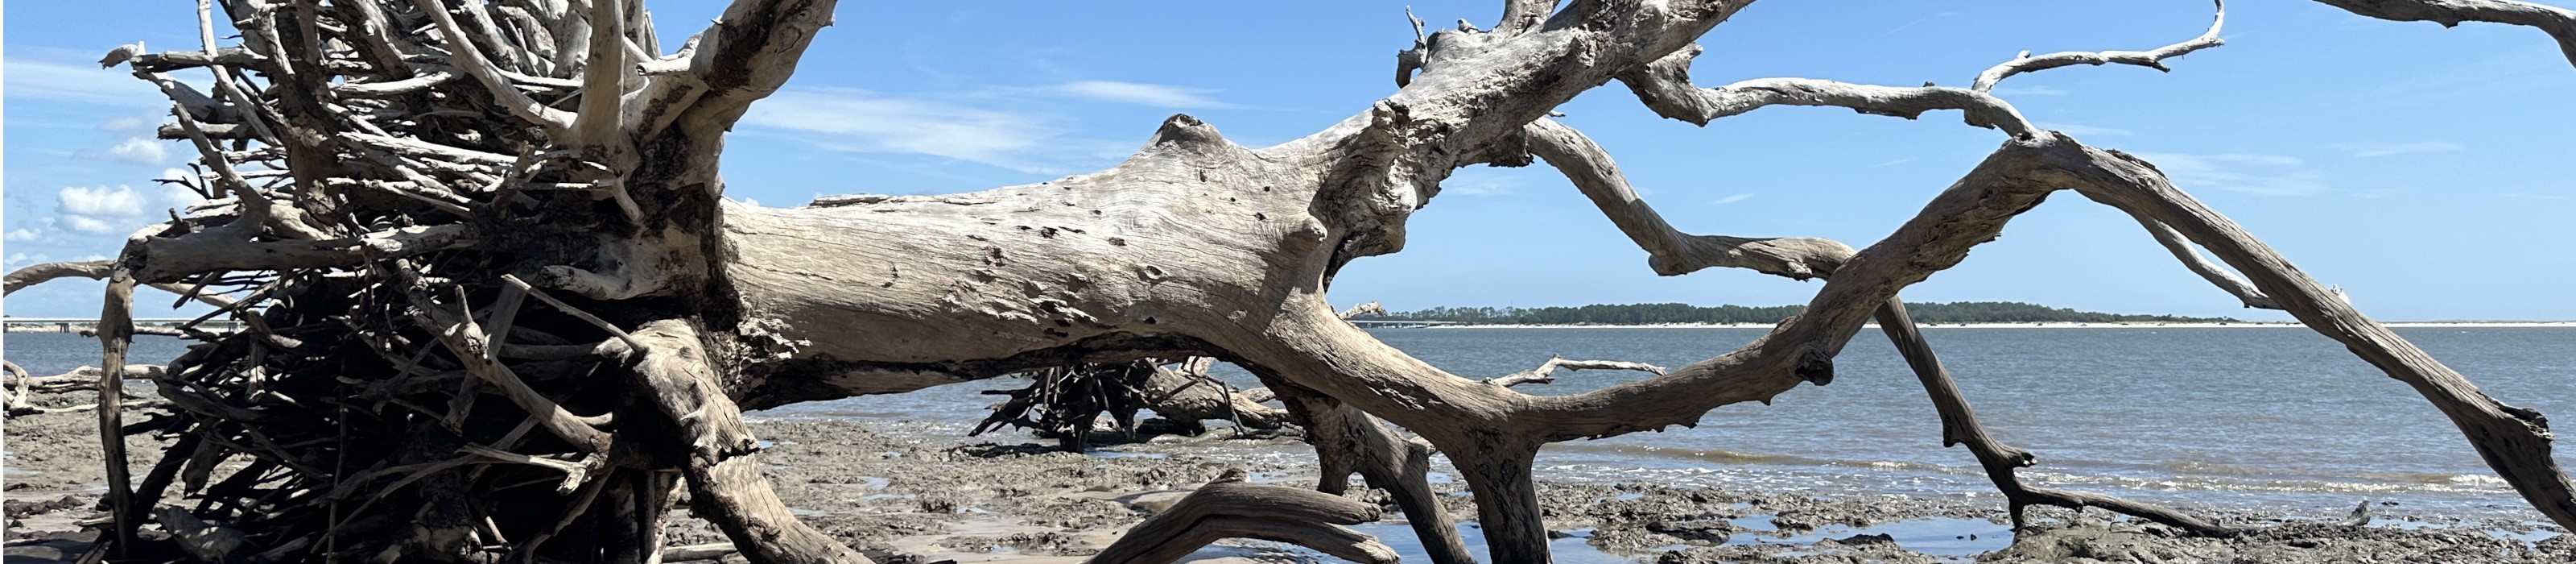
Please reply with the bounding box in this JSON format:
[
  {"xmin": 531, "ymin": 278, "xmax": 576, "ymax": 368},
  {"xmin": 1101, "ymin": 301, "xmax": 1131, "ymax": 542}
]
[{"xmin": 1374, "ymin": 301, "xmax": 2239, "ymax": 325}]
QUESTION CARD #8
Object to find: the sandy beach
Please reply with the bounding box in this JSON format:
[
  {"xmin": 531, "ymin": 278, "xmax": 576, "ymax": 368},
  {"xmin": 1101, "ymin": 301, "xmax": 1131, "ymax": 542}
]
[{"xmin": 6, "ymin": 385, "xmax": 2569, "ymax": 563}]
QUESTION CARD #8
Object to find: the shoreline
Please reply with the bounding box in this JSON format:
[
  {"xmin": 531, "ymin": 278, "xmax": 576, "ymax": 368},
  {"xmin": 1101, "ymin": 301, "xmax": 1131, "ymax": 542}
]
[
  {"xmin": 1400, "ymin": 321, "xmax": 2576, "ymax": 330},
  {"xmin": 6, "ymin": 390, "xmax": 2570, "ymax": 562}
]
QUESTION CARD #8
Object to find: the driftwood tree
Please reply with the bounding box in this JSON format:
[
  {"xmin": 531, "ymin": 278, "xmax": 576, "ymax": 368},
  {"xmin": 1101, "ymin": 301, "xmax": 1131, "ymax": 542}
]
[{"xmin": 10, "ymin": 0, "xmax": 2576, "ymax": 562}]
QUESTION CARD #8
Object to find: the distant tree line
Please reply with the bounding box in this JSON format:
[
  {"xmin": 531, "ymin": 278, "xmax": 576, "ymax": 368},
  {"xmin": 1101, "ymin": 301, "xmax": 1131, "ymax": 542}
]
[{"xmin": 1370, "ymin": 301, "xmax": 2240, "ymax": 325}]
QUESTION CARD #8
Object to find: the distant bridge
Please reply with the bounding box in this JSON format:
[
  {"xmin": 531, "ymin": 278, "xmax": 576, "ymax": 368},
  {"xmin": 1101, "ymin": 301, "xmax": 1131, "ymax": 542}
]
[{"xmin": 1347, "ymin": 319, "xmax": 1458, "ymax": 328}]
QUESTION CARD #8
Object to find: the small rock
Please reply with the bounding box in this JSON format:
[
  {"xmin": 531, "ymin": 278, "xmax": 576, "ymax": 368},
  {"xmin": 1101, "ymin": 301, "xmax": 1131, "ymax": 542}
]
[{"xmin": 1823, "ymin": 533, "xmax": 1895, "ymax": 545}]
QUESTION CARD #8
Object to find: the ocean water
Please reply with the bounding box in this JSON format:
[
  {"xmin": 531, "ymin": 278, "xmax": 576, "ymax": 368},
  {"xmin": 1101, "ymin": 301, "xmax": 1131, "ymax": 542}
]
[
  {"xmin": 1364, "ymin": 326, "xmax": 2574, "ymax": 523},
  {"xmin": 8, "ymin": 327, "xmax": 2570, "ymax": 526},
  {"xmin": 770, "ymin": 326, "xmax": 2576, "ymax": 525}
]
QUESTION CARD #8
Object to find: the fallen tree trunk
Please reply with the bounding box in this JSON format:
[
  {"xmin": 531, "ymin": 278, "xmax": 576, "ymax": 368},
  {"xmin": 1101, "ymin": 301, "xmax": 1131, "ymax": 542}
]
[{"xmin": 15, "ymin": 0, "xmax": 2572, "ymax": 562}]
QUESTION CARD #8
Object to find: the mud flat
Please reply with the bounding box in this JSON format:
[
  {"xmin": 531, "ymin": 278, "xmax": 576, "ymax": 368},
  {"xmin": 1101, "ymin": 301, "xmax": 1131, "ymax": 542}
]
[{"xmin": 6, "ymin": 392, "xmax": 2569, "ymax": 562}]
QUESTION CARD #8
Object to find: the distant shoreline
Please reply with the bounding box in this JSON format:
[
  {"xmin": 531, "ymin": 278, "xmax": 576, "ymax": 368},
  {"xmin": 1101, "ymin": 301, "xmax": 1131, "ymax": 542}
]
[{"xmin": 1399, "ymin": 321, "xmax": 2576, "ymax": 329}]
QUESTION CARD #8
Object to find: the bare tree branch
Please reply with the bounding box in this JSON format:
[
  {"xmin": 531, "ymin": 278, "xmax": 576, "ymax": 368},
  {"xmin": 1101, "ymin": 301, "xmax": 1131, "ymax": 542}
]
[
  {"xmin": 1484, "ymin": 355, "xmax": 1667, "ymax": 388},
  {"xmin": 1873, "ymin": 297, "xmax": 2235, "ymax": 534},
  {"xmin": 2316, "ymin": 0, "xmax": 2576, "ymax": 67},
  {"xmin": 415, "ymin": 0, "xmax": 575, "ymax": 137},
  {"xmin": 1618, "ymin": 46, "xmax": 2035, "ymax": 135},
  {"xmin": 1975, "ymin": 0, "xmax": 2229, "ymax": 92},
  {"xmin": 1523, "ymin": 118, "xmax": 1855, "ymax": 279},
  {"xmin": 3, "ymin": 260, "xmax": 113, "ymax": 295},
  {"xmin": 1092, "ymin": 468, "xmax": 1397, "ymax": 564}
]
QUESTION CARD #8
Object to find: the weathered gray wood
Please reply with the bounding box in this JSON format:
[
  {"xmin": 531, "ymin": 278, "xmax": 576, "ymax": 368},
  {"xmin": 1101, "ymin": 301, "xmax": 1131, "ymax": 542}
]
[
  {"xmin": 1089, "ymin": 469, "xmax": 1396, "ymax": 564},
  {"xmin": 10, "ymin": 0, "xmax": 2573, "ymax": 562}
]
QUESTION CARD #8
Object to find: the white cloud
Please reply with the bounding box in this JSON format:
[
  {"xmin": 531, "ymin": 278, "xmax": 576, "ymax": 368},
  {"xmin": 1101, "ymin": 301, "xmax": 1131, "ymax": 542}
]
[
  {"xmin": 107, "ymin": 137, "xmax": 167, "ymax": 164},
  {"xmin": 4, "ymin": 58, "xmax": 165, "ymax": 107},
  {"xmin": 1991, "ymin": 85, "xmax": 2070, "ymax": 97},
  {"xmin": 60, "ymin": 214, "xmax": 126, "ymax": 234},
  {"xmin": 741, "ymin": 88, "xmax": 1079, "ymax": 172},
  {"xmin": 2330, "ymin": 141, "xmax": 2465, "ymax": 157},
  {"xmin": 740, "ymin": 87, "xmax": 1146, "ymax": 174},
  {"xmin": 2035, "ymin": 122, "xmax": 2132, "ymax": 137},
  {"xmin": 6, "ymin": 226, "xmax": 50, "ymax": 242},
  {"xmin": 2130, "ymin": 152, "xmax": 2326, "ymax": 197},
  {"xmin": 59, "ymin": 185, "xmax": 149, "ymax": 217},
  {"xmin": 1439, "ymin": 174, "xmax": 1521, "ymax": 197},
  {"xmin": 1051, "ymin": 81, "xmax": 1234, "ymax": 109},
  {"xmin": 1872, "ymin": 157, "xmax": 1918, "ymax": 168},
  {"xmin": 52, "ymin": 185, "xmax": 164, "ymax": 234},
  {"xmin": 101, "ymin": 115, "xmax": 155, "ymax": 132},
  {"xmin": 1709, "ymin": 193, "xmax": 1755, "ymax": 205}
]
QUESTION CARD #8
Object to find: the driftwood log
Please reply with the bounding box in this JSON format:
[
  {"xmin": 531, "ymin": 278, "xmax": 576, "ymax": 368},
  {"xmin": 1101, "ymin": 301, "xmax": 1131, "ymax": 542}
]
[
  {"xmin": 6, "ymin": 0, "xmax": 2574, "ymax": 562},
  {"xmin": 1090, "ymin": 468, "xmax": 1399, "ymax": 564}
]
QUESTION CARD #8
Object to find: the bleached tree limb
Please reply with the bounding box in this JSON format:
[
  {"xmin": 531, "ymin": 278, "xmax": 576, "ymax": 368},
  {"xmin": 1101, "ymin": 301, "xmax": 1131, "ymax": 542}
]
[
  {"xmin": 122, "ymin": 224, "xmax": 477, "ymax": 284},
  {"xmin": 3, "ymin": 364, "xmax": 167, "ymax": 417},
  {"xmin": 1975, "ymin": 0, "xmax": 2229, "ymax": 92},
  {"xmin": 1090, "ymin": 468, "xmax": 1397, "ymax": 564},
  {"xmin": 672, "ymin": 0, "xmax": 841, "ymax": 130},
  {"xmin": 1337, "ymin": 301, "xmax": 1389, "ymax": 319},
  {"xmin": 1617, "ymin": 46, "xmax": 2037, "ymax": 136},
  {"xmin": 3, "ymin": 260, "xmax": 113, "ymax": 294},
  {"xmin": 2066, "ymin": 147, "xmax": 2576, "ymax": 533},
  {"xmin": 2078, "ymin": 192, "xmax": 2281, "ymax": 309},
  {"xmin": 1267, "ymin": 384, "xmax": 1476, "ymax": 564},
  {"xmin": 1522, "ymin": 118, "xmax": 1855, "ymax": 278},
  {"xmin": 1484, "ymin": 355, "xmax": 1666, "ymax": 388},
  {"xmin": 573, "ymin": 0, "xmax": 630, "ymax": 148},
  {"xmin": 97, "ymin": 275, "xmax": 142, "ymax": 553},
  {"xmin": 407, "ymin": 279, "xmax": 616, "ymax": 454},
  {"xmin": 1872, "ymin": 297, "xmax": 2235, "ymax": 534},
  {"xmin": 2315, "ymin": 0, "xmax": 2576, "ymax": 67},
  {"xmin": 415, "ymin": 0, "xmax": 575, "ymax": 137},
  {"xmin": 1495, "ymin": 0, "xmax": 1562, "ymax": 37}
]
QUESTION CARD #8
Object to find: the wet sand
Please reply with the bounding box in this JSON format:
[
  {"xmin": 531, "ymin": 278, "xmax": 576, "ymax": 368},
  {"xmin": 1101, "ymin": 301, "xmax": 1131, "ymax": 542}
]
[{"xmin": 6, "ymin": 392, "xmax": 2570, "ymax": 562}]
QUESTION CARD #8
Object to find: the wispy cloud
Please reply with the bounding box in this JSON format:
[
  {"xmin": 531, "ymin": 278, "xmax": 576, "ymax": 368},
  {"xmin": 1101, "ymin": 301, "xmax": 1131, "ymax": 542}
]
[
  {"xmin": 2130, "ymin": 152, "xmax": 2326, "ymax": 197},
  {"xmin": 4, "ymin": 58, "xmax": 163, "ymax": 107},
  {"xmin": 2035, "ymin": 122, "xmax": 2131, "ymax": 137},
  {"xmin": 107, "ymin": 138, "xmax": 167, "ymax": 164},
  {"xmin": 1051, "ymin": 81, "xmax": 1235, "ymax": 109},
  {"xmin": 741, "ymin": 87, "xmax": 1126, "ymax": 174},
  {"xmin": 1991, "ymin": 85, "xmax": 2070, "ymax": 97},
  {"xmin": 1709, "ymin": 193, "xmax": 1755, "ymax": 205},
  {"xmin": 1438, "ymin": 172, "xmax": 1524, "ymax": 197},
  {"xmin": 2330, "ymin": 141, "xmax": 2465, "ymax": 157},
  {"xmin": 1872, "ymin": 157, "xmax": 1918, "ymax": 168}
]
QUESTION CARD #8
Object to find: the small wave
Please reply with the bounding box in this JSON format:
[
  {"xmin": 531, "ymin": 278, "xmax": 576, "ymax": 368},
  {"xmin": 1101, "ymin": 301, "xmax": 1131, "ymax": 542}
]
[
  {"xmin": 2445, "ymin": 474, "xmax": 2509, "ymax": 486},
  {"xmin": 1550, "ymin": 442, "xmax": 1826, "ymax": 466},
  {"xmin": 1546, "ymin": 443, "xmax": 1983, "ymax": 475},
  {"xmin": 2021, "ymin": 471, "xmax": 2519, "ymax": 496}
]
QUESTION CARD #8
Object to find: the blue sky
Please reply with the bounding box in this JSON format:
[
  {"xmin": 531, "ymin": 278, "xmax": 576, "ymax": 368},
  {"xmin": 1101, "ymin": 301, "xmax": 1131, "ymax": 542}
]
[{"xmin": 6, "ymin": 1, "xmax": 2571, "ymax": 321}]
